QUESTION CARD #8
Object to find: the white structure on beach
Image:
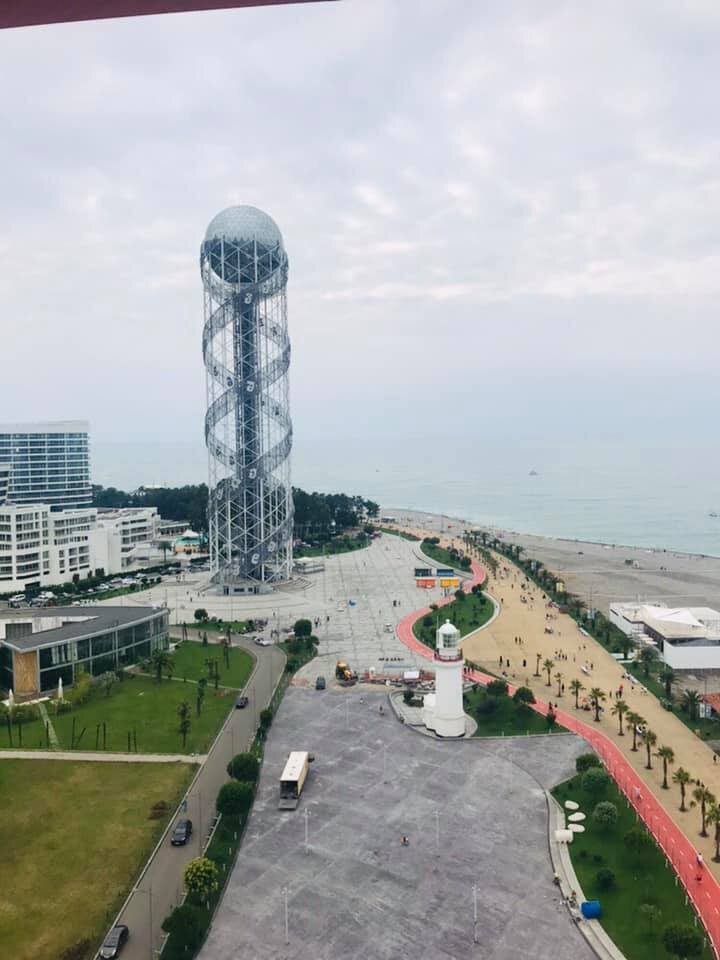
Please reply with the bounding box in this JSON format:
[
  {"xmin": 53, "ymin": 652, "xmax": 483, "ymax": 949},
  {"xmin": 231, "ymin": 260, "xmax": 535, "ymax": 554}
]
[
  {"xmin": 422, "ymin": 619, "xmax": 466, "ymax": 737},
  {"xmin": 610, "ymin": 601, "xmax": 720, "ymax": 670}
]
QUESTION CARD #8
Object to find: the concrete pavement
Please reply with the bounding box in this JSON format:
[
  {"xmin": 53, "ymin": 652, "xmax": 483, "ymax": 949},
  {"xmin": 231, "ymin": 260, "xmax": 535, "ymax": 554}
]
[{"xmin": 114, "ymin": 637, "xmax": 285, "ymax": 960}]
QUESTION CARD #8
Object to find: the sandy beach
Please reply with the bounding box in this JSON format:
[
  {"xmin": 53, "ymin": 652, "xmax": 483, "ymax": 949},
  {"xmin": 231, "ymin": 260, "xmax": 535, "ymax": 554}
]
[{"xmin": 388, "ymin": 508, "xmax": 720, "ymax": 613}]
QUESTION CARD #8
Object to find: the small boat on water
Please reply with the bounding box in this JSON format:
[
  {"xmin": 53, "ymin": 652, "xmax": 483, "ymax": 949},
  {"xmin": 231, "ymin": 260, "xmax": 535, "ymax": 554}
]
[
  {"xmin": 529, "ymin": 470, "xmax": 539, "ymax": 477},
  {"xmin": 710, "ymin": 511, "xmax": 719, "ymax": 518}
]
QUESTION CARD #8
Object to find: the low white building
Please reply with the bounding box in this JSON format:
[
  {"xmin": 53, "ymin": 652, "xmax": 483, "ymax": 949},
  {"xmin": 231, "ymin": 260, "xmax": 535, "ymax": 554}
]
[{"xmin": 610, "ymin": 601, "xmax": 720, "ymax": 670}]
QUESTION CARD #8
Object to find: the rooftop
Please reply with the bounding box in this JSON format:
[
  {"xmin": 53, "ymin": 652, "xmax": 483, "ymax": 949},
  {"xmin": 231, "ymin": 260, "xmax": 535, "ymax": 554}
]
[{"xmin": 0, "ymin": 606, "xmax": 166, "ymax": 652}]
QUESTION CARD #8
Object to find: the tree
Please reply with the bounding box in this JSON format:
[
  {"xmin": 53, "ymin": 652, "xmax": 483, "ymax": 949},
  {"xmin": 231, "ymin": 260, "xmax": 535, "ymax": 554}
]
[
  {"xmin": 707, "ymin": 802, "xmax": 720, "ymax": 862},
  {"xmin": 99, "ymin": 671, "xmax": 115, "ymax": 698},
  {"xmin": 534, "ymin": 653, "xmax": 542, "ymax": 677},
  {"xmin": 624, "ymin": 826, "xmax": 652, "ymax": 860},
  {"xmin": 691, "ymin": 785, "xmax": 715, "ymax": 838},
  {"xmin": 595, "ymin": 867, "xmax": 615, "ymax": 891},
  {"xmin": 682, "ymin": 689, "xmax": 702, "ymax": 722},
  {"xmin": 486, "ymin": 679, "xmax": 508, "ymax": 697},
  {"xmin": 581, "ymin": 766, "xmax": 609, "ymax": 798},
  {"xmin": 642, "ymin": 729, "xmax": 657, "ymax": 769},
  {"xmin": 592, "ymin": 801, "xmax": 618, "ymax": 831},
  {"xmin": 70, "ymin": 669, "xmax": 92, "ymax": 706},
  {"xmin": 673, "ymin": 767, "xmax": 692, "ymax": 812},
  {"xmin": 157, "ymin": 540, "xmax": 173, "ymax": 563},
  {"xmin": 513, "ymin": 686, "xmax": 535, "ymax": 709},
  {"xmin": 589, "ymin": 687, "xmax": 606, "ymax": 722},
  {"xmin": 570, "ymin": 679, "xmax": 584, "ymax": 710},
  {"xmin": 626, "ymin": 711, "xmax": 644, "ymax": 752},
  {"xmin": 150, "ymin": 647, "xmax": 174, "ymax": 684},
  {"xmin": 183, "ymin": 857, "xmax": 219, "ymax": 899},
  {"xmin": 576, "ymin": 753, "xmax": 601, "ymax": 774},
  {"xmin": 555, "ymin": 672, "xmax": 563, "ymax": 697},
  {"xmin": 259, "ymin": 707, "xmax": 273, "ymax": 732},
  {"xmin": 639, "ymin": 903, "xmax": 661, "ymax": 934},
  {"xmin": 611, "ymin": 698, "xmax": 628, "ymax": 735},
  {"xmin": 661, "ymin": 924, "xmax": 703, "ymax": 959},
  {"xmin": 638, "ymin": 645, "xmax": 658, "ymax": 677},
  {"xmin": 543, "ymin": 659, "xmax": 554, "ymax": 686},
  {"xmin": 660, "ymin": 666, "xmax": 676, "ymax": 699},
  {"xmin": 293, "ymin": 618, "xmax": 312, "ymax": 639},
  {"xmin": 161, "ymin": 903, "xmax": 205, "ymax": 950},
  {"xmin": 227, "ymin": 752, "xmax": 260, "ymax": 783},
  {"xmin": 656, "ymin": 745, "xmax": 675, "ymax": 789},
  {"xmin": 216, "ymin": 780, "xmax": 254, "ymax": 818},
  {"xmin": 177, "ymin": 701, "xmax": 191, "ymax": 749},
  {"xmin": 194, "ymin": 608, "xmax": 209, "ymax": 623}
]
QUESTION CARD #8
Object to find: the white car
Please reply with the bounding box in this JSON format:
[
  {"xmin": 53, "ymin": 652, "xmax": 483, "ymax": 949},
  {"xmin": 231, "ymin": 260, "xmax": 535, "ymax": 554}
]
[{"xmin": 254, "ymin": 637, "xmax": 273, "ymax": 646}]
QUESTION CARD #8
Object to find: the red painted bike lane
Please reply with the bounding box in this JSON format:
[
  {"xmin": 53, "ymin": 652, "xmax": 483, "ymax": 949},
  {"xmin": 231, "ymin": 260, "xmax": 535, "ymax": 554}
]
[{"xmin": 396, "ymin": 559, "xmax": 720, "ymax": 957}]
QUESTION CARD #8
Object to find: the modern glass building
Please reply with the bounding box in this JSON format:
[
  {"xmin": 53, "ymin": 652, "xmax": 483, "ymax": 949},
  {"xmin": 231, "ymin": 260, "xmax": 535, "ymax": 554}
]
[
  {"xmin": 0, "ymin": 420, "xmax": 92, "ymax": 511},
  {"xmin": 0, "ymin": 605, "xmax": 169, "ymax": 694}
]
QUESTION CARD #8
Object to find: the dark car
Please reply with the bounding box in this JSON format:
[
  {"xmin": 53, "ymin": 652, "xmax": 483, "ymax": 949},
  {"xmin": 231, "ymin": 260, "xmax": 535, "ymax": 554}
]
[
  {"xmin": 235, "ymin": 695, "xmax": 249, "ymax": 709},
  {"xmin": 171, "ymin": 819, "xmax": 193, "ymax": 846},
  {"xmin": 99, "ymin": 924, "xmax": 129, "ymax": 959},
  {"xmin": 315, "ymin": 676, "xmax": 326, "ymax": 690}
]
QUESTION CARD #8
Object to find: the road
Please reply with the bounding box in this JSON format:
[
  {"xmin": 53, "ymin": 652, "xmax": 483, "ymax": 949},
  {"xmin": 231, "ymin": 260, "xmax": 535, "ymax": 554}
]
[{"xmin": 116, "ymin": 636, "xmax": 285, "ymax": 960}]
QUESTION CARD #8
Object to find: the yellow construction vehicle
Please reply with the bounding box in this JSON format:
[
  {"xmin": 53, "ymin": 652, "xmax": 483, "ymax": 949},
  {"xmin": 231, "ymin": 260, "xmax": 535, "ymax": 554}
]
[{"xmin": 335, "ymin": 660, "xmax": 358, "ymax": 685}]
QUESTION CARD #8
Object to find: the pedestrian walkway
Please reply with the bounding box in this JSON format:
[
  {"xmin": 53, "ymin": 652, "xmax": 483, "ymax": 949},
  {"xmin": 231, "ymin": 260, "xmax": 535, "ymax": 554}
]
[
  {"xmin": 36, "ymin": 700, "xmax": 59, "ymax": 748},
  {"xmin": 0, "ymin": 749, "xmax": 204, "ymax": 763}
]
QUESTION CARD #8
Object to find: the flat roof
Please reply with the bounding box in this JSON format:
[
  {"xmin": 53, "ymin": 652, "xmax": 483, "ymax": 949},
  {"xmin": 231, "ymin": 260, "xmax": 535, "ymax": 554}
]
[
  {"xmin": 0, "ymin": 605, "xmax": 166, "ymax": 652},
  {"xmin": 280, "ymin": 751, "xmax": 309, "ymax": 782},
  {"xmin": 0, "ymin": 420, "xmax": 89, "ymax": 434}
]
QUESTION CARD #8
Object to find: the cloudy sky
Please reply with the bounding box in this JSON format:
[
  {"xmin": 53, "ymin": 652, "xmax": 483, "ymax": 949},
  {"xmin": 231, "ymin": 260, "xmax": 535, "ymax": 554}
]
[{"xmin": 1, "ymin": 0, "xmax": 719, "ymax": 493}]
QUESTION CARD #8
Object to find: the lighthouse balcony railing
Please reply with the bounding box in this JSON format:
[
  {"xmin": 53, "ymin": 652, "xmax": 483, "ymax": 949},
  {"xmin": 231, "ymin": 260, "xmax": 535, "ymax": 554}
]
[{"xmin": 434, "ymin": 648, "xmax": 463, "ymax": 662}]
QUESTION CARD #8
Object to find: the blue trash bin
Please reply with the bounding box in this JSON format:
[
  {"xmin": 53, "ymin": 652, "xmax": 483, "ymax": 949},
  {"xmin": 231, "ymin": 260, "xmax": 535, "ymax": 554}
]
[{"xmin": 581, "ymin": 900, "xmax": 601, "ymax": 919}]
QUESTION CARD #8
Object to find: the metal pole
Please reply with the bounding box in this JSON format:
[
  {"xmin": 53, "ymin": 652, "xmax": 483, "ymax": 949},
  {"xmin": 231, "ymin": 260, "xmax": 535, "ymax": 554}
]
[
  {"xmin": 304, "ymin": 808, "xmax": 309, "ymax": 850},
  {"xmin": 284, "ymin": 887, "xmax": 289, "ymax": 944},
  {"xmin": 148, "ymin": 885, "xmax": 153, "ymax": 960}
]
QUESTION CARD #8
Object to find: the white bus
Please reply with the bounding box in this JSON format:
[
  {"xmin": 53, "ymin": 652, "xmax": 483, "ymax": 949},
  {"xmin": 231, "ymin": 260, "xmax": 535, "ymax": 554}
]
[{"xmin": 278, "ymin": 751, "xmax": 310, "ymax": 810}]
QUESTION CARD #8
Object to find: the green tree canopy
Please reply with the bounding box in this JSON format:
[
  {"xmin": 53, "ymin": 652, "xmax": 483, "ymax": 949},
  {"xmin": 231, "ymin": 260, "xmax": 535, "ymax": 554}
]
[
  {"xmin": 661, "ymin": 923, "xmax": 703, "ymax": 958},
  {"xmin": 227, "ymin": 752, "xmax": 260, "ymax": 783},
  {"xmin": 183, "ymin": 857, "xmax": 219, "ymax": 899},
  {"xmin": 161, "ymin": 903, "xmax": 205, "ymax": 950},
  {"xmin": 581, "ymin": 766, "xmax": 609, "ymax": 798},
  {"xmin": 216, "ymin": 781, "xmax": 254, "ymax": 818}
]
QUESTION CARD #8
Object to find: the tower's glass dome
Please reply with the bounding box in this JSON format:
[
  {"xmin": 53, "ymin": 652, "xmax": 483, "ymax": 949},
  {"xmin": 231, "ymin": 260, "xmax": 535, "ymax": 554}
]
[{"xmin": 205, "ymin": 205, "xmax": 284, "ymax": 250}]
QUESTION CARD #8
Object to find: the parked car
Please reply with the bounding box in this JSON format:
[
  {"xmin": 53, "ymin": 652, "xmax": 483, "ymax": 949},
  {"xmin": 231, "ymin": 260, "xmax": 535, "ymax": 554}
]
[
  {"xmin": 171, "ymin": 819, "xmax": 193, "ymax": 846},
  {"xmin": 99, "ymin": 924, "xmax": 129, "ymax": 959},
  {"xmin": 235, "ymin": 696, "xmax": 249, "ymax": 709},
  {"xmin": 315, "ymin": 676, "xmax": 326, "ymax": 690},
  {"xmin": 254, "ymin": 637, "xmax": 272, "ymax": 646}
]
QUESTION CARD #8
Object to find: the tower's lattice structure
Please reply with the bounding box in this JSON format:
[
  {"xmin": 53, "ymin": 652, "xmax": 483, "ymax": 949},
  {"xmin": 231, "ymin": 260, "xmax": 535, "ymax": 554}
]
[{"xmin": 200, "ymin": 205, "xmax": 293, "ymax": 585}]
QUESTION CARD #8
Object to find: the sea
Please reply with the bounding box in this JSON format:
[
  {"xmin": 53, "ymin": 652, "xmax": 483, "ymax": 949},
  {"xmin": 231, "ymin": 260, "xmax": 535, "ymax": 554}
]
[{"xmin": 93, "ymin": 435, "xmax": 720, "ymax": 559}]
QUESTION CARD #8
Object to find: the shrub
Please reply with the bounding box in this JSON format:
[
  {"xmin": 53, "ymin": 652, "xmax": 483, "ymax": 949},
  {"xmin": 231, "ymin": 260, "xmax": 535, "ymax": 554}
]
[
  {"xmin": 595, "ymin": 868, "xmax": 616, "ymax": 891},
  {"xmin": 227, "ymin": 752, "xmax": 260, "ymax": 783},
  {"xmin": 4, "ymin": 703, "xmax": 37, "ymax": 725},
  {"xmin": 486, "ymin": 679, "xmax": 509, "ymax": 697},
  {"xmin": 513, "ymin": 686, "xmax": 535, "ymax": 708},
  {"xmin": 624, "ymin": 826, "xmax": 652, "ymax": 858},
  {"xmin": 149, "ymin": 800, "xmax": 170, "ymax": 820},
  {"xmin": 403, "ymin": 688, "xmax": 414, "ymax": 705},
  {"xmin": 162, "ymin": 903, "xmax": 205, "ymax": 950},
  {"xmin": 293, "ymin": 618, "xmax": 312, "ymax": 639},
  {"xmin": 423, "ymin": 616, "xmax": 433, "ymax": 628},
  {"xmin": 476, "ymin": 696, "xmax": 499, "ymax": 716},
  {"xmin": 259, "ymin": 708, "xmax": 273, "ymax": 731},
  {"xmin": 54, "ymin": 699, "xmax": 73, "ymax": 715},
  {"xmin": 576, "ymin": 752, "xmax": 602, "ymax": 773},
  {"xmin": 592, "ymin": 801, "xmax": 619, "ymax": 830},
  {"xmin": 183, "ymin": 857, "xmax": 219, "ymax": 899},
  {"xmin": 661, "ymin": 924, "xmax": 703, "ymax": 958},
  {"xmin": 592, "ymin": 853, "xmax": 604, "ymax": 863},
  {"xmin": 581, "ymin": 766, "xmax": 609, "ymax": 798},
  {"xmin": 70, "ymin": 670, "xmax": 92, "ymax": 706},
  {"xmin": 194, "ymin": 608, "xmax": 209, "ymax": 622},
  {"xmin": 216, "ymin": 781, "xmax": 254, "ymax": 818},
  {"xmin": 59, "ymin": 940, "xmax": 92, "ymax": 960}
]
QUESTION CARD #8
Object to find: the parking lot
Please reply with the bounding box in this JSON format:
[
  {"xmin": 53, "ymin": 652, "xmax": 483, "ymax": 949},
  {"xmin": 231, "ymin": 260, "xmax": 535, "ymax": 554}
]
[{"xmin": 199, "ymin": 687, "xmax": 594, "ymax": 960}]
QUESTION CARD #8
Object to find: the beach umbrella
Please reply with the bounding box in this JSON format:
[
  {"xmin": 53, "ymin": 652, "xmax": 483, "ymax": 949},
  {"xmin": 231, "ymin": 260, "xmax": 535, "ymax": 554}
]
[
  {"xmin": 568, "ymin": 812, "xmax": 586, "ymax": 822},
  {"xmin": 564, "ymin": 800, "xmax": 579, "ymax": 811},
  {"xmin": 569, "ymin": 823, "xmax": 585, "ymax": 833}
]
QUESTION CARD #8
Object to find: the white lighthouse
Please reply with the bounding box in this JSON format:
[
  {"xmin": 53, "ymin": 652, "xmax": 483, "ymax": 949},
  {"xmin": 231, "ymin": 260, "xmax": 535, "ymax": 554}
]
[{"xmin": 422, "ymin": 619, "xmax": 466, "ymax": 738}]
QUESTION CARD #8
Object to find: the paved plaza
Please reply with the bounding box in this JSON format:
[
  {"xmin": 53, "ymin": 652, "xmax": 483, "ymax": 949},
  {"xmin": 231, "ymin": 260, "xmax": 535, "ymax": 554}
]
[
  {"xmin": 199, "ymin": 687, "xmax": 593, "ymax": 960},
  {"xmin": 114, "ymin": 536, "xmax": 453, "ymax": 677}
]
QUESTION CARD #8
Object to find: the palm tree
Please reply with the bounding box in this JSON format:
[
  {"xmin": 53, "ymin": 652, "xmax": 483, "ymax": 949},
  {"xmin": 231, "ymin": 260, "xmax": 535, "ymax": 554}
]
[
  {"xmin": 707, "ymin": 803, "xmax": 720, "ymax": 862},
  {"xmin": 683, "ymin": 689, "xmax": 702, "ymax": 722},
  {"xmin": 534, "ymin": 653, "xmax": 542, "ymax": 677},
  {"xmin": 612, "ymin": 699, "xmax": 628, "ymax": 735},
  {"xmin": 543, "ymin": 659, "xmax": 554, "ymax": 686},
  {"xmin": 177, "ymin": 700, "xmax": 191, "ymax": 749},
  {"xmin": 150, "ymin": 647, "xmax": 174, "ymax": 684},
  {"xmin": 642, "ymin": 729, "xmax": 657, "ymax": 769},
  {"xmin": 656, "ymin": 745, "xmax": 675, "ymax": 789},
  {"xmin": 570, "ymin": 679, "xmax": 584, "ymax": 709},
  {"xmin": 660, "ymin": 666, "xmax": 676, "ymax": 700},
  {"xmin": 555, "ymin": 672, "xmax": 563, "ymax": 697},
  {"xmin": 638, "ymin": 645, "xmax": 658, "ymax": 677},
  {"xmin": 691, "ymin": 786, "xmax": 716, "ymax": 837},
  {"xmin": 589, "ymin": 687, "xmax": 606, "ymax": 722},
  {"xmin": 672, "ymin": 767, "xmax": 691, "ymax": 811},
  {"xmin": 626, "ymin": 712, "xmax": 644, "ymax": 751}
]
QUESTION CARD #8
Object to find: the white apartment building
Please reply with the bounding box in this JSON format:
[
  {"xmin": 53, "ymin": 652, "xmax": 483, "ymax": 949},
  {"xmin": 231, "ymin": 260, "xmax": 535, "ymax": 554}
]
[
  {"xmin": 610, "ymin": 601, "xmax": 720, "ymax": 670},
  {"xmin": 0, "ymin": 504, "xmax": 96, "ymax": 593},
  {"xmin": 0, "ymin": 421, "xmax": 91, "ymax": 510}
]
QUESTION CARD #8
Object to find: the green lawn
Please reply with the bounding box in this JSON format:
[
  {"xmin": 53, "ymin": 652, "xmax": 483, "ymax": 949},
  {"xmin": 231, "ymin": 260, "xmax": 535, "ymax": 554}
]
[
  {"xmin": 186, "ymin": 619, "xmax": 249, "ymax": 633},
  {"xmin": 464, "ymin": 686, "xmax": 566, "ymax": 736},
  {"xmin": 413, "ymin": 590, "xmax": 494, "ymax": 648},
  {"xmin": 295, "ymin": 534, "xmax": 369, "ymax": 557},
  {"xmin": 420, "ymin": 538, "xmax": 472, "ymax": 571},
  {"xmin": 168, "ymin": 640, "xmax": 254, "ymax": 689},
  {"xmin": 552, "ymin": 773, "xmax": 712, "ymax": 960},
  {"xmin": 0, "ymin": 758, "xmax": 193, "ymax": 960},
  {"xmin": 0, "ymin": 675, "xmax": 234, "ymax": 754},
  {"xmin": 379, "ymin": 527, "xmax": 420, "ymax": 541}
]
